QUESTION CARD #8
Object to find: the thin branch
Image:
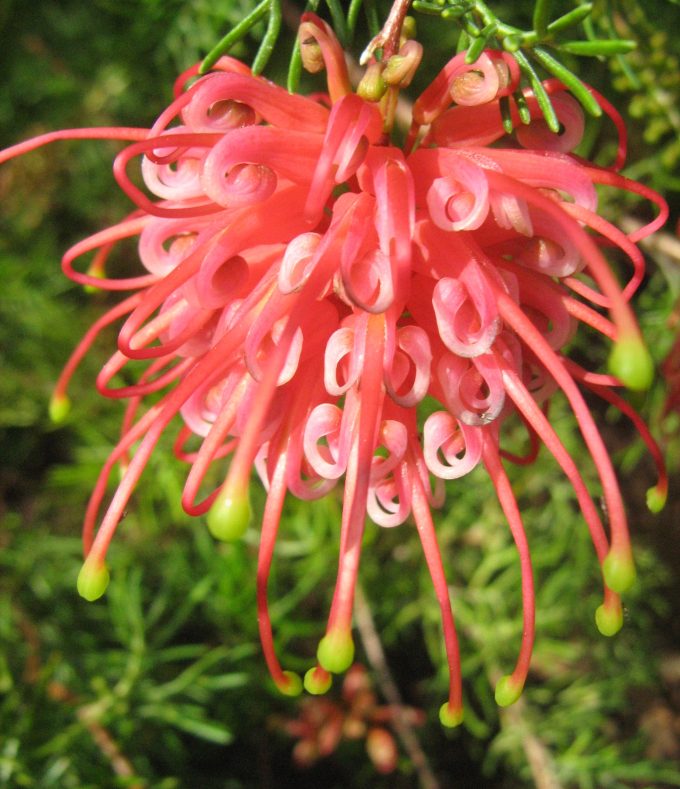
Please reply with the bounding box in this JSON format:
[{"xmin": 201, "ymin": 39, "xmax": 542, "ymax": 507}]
[{"xmin": 355, "ymin": 584, "xmax": 441, "ymax": 789}]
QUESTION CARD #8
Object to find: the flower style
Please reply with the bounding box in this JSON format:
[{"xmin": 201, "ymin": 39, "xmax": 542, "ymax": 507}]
[{"xmin": 1, "ymin": 13, "xmax": 668, "ymax": 724}]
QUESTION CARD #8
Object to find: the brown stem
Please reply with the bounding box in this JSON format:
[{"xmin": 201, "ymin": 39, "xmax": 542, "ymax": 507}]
[
  {"xmin": 355, "ymin": 584, "xmax": 441, "ymax": 789},
  {"xmin": 361, "ymin": 0, "xmax": 412, "ymax": 64}
]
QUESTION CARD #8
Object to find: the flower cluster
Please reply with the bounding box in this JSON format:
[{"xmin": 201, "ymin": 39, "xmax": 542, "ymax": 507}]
[
  {"xmin": 1, "ymin": 13, "xmax": 667, "ymax": 723},
  {"xmin": 277, "ymin": 664, "xmax": 424, "ymax": 773}
]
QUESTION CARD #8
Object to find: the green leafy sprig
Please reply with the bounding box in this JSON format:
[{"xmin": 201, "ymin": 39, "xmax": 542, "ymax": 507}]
[
  {"xmin": 411, "ymin": 0, "xmax": 636, "ymax": 131},
  {"xmin": 199, "ymin": 0, "xmax": 636, "ymax": 135}
]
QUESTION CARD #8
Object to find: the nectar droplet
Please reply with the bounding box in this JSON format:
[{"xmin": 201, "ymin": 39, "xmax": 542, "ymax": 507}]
[
  {"xmin": 495, "ymin": 675, "xmax": 523, "ymax": 707},
  {"xmin": 316, "ymin": 630, "xmax": 355, "ymax": 674},
  {"xmin": 77, "ymin": 558, "xmax": 110, "ymax": 601}
]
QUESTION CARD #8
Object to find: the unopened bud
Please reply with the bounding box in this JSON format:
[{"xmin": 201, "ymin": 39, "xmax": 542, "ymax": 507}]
[
  {"xmin": 299, "ymin": 27, "xmax": 324, "ymax": 74},
  {"xmin": 401, "ymin": 16, "xmax": 417, "ymax": 41},
  {"xmin": 366, "ymin": 728, "xmax": 398, "ymax": 774},
  {"xmin": 382, "ymin": 40, "xmax": 423, "ymax": 88},
  {"xmin": 357, "ymin": 63, "xmax": 387, "ymax": 102}
]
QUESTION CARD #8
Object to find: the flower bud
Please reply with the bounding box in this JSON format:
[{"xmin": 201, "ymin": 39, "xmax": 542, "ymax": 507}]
[{"xmin": 357, "ymin": 63, "xmax": 387, "ymax": 102}]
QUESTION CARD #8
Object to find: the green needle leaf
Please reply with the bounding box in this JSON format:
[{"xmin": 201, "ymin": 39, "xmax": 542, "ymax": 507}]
[
  {"xmin": 533, "ymin": 0, "xmax": 552, "ymax": 38},
  {"xmin": 500, "ymin": 95, "xmax": 514, "ymax": 134},
  {"xmin": 533, "ymin": 46, "xmax": 602, "ymax": 117},
  {"xmin": 546, "ymin": 3, "xmax": 593, "ymax": 34},
  {"xmin": 514, "ymin": 89, "xmax": 531, "ymax": 125},
  {"xmin": 465, "ymin": 22, "xmax": 497, "ymax": 64},
  {"xmin": 558, "ymin": 39, "xmax": 637, "ymax": 56},
  {"xmin": 252, "ymin": 0, "xmax": 282, "ymax": 75},
  {"xmin": 514, "ymin": 50, "xmax": 559, "ymax": 132},
  {"xmin": 199, "ymin": 0, "xmax": 271, "ymax": 74},
  {"xmin": 325, "ymin": 0, "xmax": 348, "ymax": 46}
]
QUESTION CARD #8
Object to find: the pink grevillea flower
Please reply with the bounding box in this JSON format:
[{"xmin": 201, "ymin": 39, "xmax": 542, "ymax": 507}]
[{"xmin": 1, "ymin": 14, "xmax": 668, "ymax": 724}]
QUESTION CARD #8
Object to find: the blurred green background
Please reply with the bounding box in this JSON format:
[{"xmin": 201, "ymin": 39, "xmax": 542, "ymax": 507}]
[{"xmin": 1, "ymin": 1, "xmax": 680, "ymax": 787}]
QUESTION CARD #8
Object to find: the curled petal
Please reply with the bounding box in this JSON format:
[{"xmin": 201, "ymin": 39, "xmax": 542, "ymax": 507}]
[
  {"xmin": 516, "ymin": 212, "xmax": 582, "ymax": 277},
  {"xmin": 299, "ymin": 13, "xmax": 352, "ymax": 102},
  {"xmin": 138, "ymin": 218, "xmax": 204, "ymax": 276},
  {"xmin": 370, "ymin": 419, "xmax": 408, "ymax": 483},
  {"xmin": 386, "ymin": 325, "xmax": 432, "ymax": 407},
  {"xmin": 279, "ymin": 233, "xmax": 322, "ymax": 294},
  {"xmin": 341, "ymin": 247, "xmax": 395, "ymax": 313},
  {"xmin": 202, "ymin": 127, "xmax": 322, "ymax": 207},
  {"xmin": 367, "ymin": 472, "xmax": 412, "ymax": 527},
  {"xmin": 427, "ymin": 157, "xmax": 490, "ymax": 232},
  {"xmin": 438, "ymin": 353, "xmax": 506, "ymax": 426},
  {"xmin": 433, "ymin": 263, "xmax": 500, "ymax": 358},
  {"xmin": 324, "ymin": 326, "xmax": 361, "ymax": 396},
  {"xmin": 413, "ymin": 51, "xmax": 501, "ymax": 126},
  {"xmin": 423, "ymin": 412, "xmax": 483, "ymax": 479},
  {"xmin": 194, "ymin": 246, "xmax": 250, "ymax": 309},
  {"xmin": 304, "ymin": 94, "xmax": 382, "ymax": 219},
  {"xmin": 303, "ymin": 402, "xmax": 354, "ymax": 480},
  {"xmin": 181, "ymin": 71, "xmax": 328, "ymax": 133},
  {"xmin": 516, "ymin": 93, "xmax": 585, "ymax": 153},
  {"xmin": 141, "ymin": 130, "xmax": 206, "ymax": 201},
  {"xmin": 245, "ymin": 308, "xmax": 304, "ymax": 385}
]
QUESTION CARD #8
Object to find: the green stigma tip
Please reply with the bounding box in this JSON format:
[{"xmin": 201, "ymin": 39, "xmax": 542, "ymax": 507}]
[
  {"xmin": 206, "ymin": 487, "xmax": 251, "ymax": 541},
  {"xmin": 304, "ymin": 667, "xmax": 332, "ymax": 695},
  {"xmin": 278, "ymin": 671, "xmax": 303, "ymax": 697},
  {"xmin": 494, "ymin": 675, "xmax": 523, "ymax": 708},
  {"xmin": 84, "ymin": 267, "xmax": 105, "ymax": 294},
  {"xmin": 316, "ymin": 631, "xmax": 355, "ymax": 674},
  {"xmin": 77, "ymin": 560, "xmax": 110, "ymax": 601},
  {"xmin": 603, "ymin": 551, "xmax": 636, "ymax": 594},
  {"xmin": 49, "ymin": 396, "xmax": 70, "ymax": 424},
  {"xmin": 439, "ymin": 702, "xmax": 464, "ymax": 728},
  {"xmin": 646, "ymin": 486, "xmax": 666, "ymax": 514},
  {"xmin": 595, "ymin": 602, "xmax": 623, "ymax": 637},
  {"xmin": 608, "ymin": 339, "xmax": 654, "ymax": 392}
]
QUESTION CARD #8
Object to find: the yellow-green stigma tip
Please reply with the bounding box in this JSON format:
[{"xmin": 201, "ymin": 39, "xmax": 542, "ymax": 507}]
[
  {"xmin": 304, "ymin": 667, "xmax": 332, "ymax": 695},
  {"xmin": 595, "ymin": 603, "xmax": 623, "ymax": 637},
  {"xmin": 84, "ymin": 267, "xmax": 104, "ymax": 294},
  {"xmin": 608, "ymin": 339, "xmax": 654, "ymax": 392},
  {"xmin": 439, "ymin": 703, "xmax": 463, "ymax": 728},
  {"xmin": 49, "ymin": 395, "xmax": 70, "ymax": 424},
  {"xmin": 316, "ymin": 631, "xmax": 355, "ymax": 674},
  {"xmin": 77, "ymin": 560, "xmax": 109, "ymax": 602},
  {"xmin": 277, "ymin": 671, "xmax": 303, "ymax": 697},
  {"xmin": 495, "ymin": 675, "xmax": 523, "ymax": 708},
  {"xmin": 206, "ymin": 488, "xmax": 251, "ymax": 542},
  {"xmin": 603, "ymin": 551, "xmax": 636, "ymax": 594},
  {"xmin": 646, "ymin": 486, "xmax": 666, "ymax": 514}
]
